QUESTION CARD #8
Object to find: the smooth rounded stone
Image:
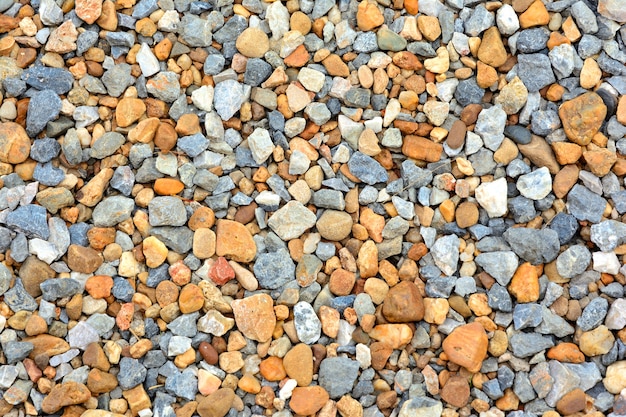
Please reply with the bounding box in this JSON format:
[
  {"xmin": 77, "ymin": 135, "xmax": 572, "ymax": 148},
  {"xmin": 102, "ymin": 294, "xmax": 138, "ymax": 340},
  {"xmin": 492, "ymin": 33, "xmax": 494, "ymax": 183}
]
[
  {"xmin": 430, "ymin": 234, "xmax": 459, "ymax": 276},
  {"xmin": 92, "ymin": 196, "xmax": 135, "ymax": 227},
  {"xmin": 236, "ymin": 27, "xmax": 270, "ymax": 58},
  {"xmin": 556, "ymin": 245, "xmax": 591, "ymax": 278},
  {"xmin": 316, "ymin": 210, "xmax": 353, "ymax": 241},
  {"xmin": 26, "ymin": 89, "xmax": 61, "ymax": 136},
  {"xmin": 604, "ymin": 361, "xmax": 626, "ymax": 394},
  {"xmin": 516, "ymin": 167, "xmax": 552, "ymax": 200},
  {"xmin": 577, "ymin": 297, "xmax": 608, "ymax": 331},
  {"xmin": 475, "ymin": 177, "xmax": 508, "ymax": 218},
  {"xmin": 517, "ymin": 54, "xmax": 556, "ymax": 92},
  {"xmin": 377, "ymin": 27, "xmax": 407, "ymax": 51},
  {"xmin": 318, "ymin": 357, "xmax": 360, "ymax": 399},
  {"xmin": 253, "ymin": 248, "xmax": 295, "ymax": 289},
  {"xmin": 503, "ymin": 227, "xmax": 560, "ymax": 265},
  {"xmin": 293, "ymin": 301, "xmax": 321, "ymax": 344},
  {"xmin": 197, "ymin": 388, "xmax": 235, "ymax": 417}
]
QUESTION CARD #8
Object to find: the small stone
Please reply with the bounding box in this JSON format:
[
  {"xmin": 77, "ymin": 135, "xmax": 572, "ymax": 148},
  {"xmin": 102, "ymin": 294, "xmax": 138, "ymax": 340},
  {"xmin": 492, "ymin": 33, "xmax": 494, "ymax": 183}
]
[
  {"xmin": 604, "ymin": 361, "xmax": 626, "ymax": 393},
  {"xmin": 214, "ymin": 80, "xmax": 243, "ymax": 121},
  {"xmin": 254, "ymin": 249, "xmax": 295, "ymax": 289},
  {"xmin": 76, "ymin": 0, "xmax": 102, "ymax": 24},
  {"xmin": 283, "ymin": 344, "xmax": 313, "ymax": 387},
  {"xmin": 440, "ymin": 375, "xmax": 470, "ymax": 408},
  {"xmin": 247, "ymin": 128, "xmax": 274, "ymax": 164},
  {"xmin": 197, "ymin": 388, "xmax": 235, "ymax": 417}
]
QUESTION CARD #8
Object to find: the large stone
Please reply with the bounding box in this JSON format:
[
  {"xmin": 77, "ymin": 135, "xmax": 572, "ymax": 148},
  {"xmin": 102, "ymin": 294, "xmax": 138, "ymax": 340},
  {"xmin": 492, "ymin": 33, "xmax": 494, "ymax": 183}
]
[
  {"xmin": 0, "ymin": 122, "xmax": 30, "ymax": 164},
  {"xmin": 267, "ymin": 201, "xmax": 316, "ymax": 240},
  {"xmin": 215, "ymin": 220, "xmax": 256, "ymax": 263},
  {"xmin": 231, "ymin": 294, "xmax": 275, "ymax": 343},
  {"xmin": 559, "ymin": 92, "xmax": 606, "ymax": 145},
  {"xmin": 442, "ymin": 322, "xmax": 488, "ymax": 373},
  {"xmin": 382, "ymin": 281, "xmax": 424, "ymax": 323},
  {"xmin": 41, "ymin": 381, "xmax": 91, "ymax": 413}
]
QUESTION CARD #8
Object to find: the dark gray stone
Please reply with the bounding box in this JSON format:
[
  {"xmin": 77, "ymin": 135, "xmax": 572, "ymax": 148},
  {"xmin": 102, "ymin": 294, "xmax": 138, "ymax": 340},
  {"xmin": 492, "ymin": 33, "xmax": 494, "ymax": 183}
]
[
  {"xmin": 503, "ymin": 227, "xmax": 560, "ymax": 265},
  {"xmin": 40, "ymin": 278, "xmax": 82, "ymax": 301},
  {"xmin": 567, "ymin": 184, "xmax": 607, "ymax": 223},
  {"xmin": 21, "ymin": 66, "xmax": 74, "ymax": 94},
  {"xmin": 26, "ymin": 90, "xmax": 61, "ymax": 136}
]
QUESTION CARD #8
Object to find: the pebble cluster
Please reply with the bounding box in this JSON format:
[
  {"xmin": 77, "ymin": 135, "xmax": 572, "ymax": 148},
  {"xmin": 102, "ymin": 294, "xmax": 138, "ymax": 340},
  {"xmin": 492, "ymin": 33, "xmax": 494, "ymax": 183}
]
[{"xmin": 1, "ymin": 0, "xmax": 626, "ymax": 416}]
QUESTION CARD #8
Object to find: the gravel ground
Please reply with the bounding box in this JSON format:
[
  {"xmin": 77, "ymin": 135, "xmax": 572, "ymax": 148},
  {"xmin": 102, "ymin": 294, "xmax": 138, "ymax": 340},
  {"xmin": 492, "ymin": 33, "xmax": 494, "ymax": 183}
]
[{"xmin": 1, "ymin": 0, "xmax": 626, "ymax": 416}]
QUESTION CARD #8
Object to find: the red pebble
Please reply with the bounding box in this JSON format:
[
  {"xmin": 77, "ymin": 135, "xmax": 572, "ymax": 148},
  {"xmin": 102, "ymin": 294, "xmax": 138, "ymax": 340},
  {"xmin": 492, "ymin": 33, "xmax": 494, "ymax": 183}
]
[{"xmin": 208, "ymin": 256, "xmax": 235, "ymax": 285}]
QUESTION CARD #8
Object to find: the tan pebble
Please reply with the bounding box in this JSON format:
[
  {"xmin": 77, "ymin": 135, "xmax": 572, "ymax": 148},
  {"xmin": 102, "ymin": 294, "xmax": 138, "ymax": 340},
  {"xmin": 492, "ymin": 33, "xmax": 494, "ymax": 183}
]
[{"xmin": 235, "ymin": 27, "xmax": 270, "ymax": 58}]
